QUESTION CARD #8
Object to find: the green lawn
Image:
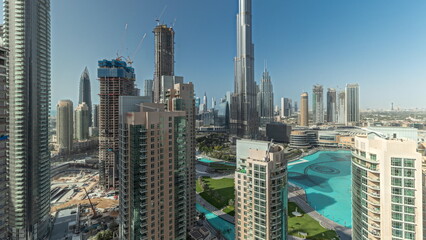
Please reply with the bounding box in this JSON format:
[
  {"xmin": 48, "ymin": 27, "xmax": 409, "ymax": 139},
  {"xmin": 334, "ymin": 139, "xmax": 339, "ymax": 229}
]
[
  {"xmin": 222, "ymin": 205, "xmax": 235, "ymax": 216},
  {"xmin": 288, "ymin": 202, "xmax": 338, "ymax": 240},
  {"xmin": 197, "ymin": 177, "xmax": 235, "ymax": 214},
  {"xmin": 196, "ymin": 180, "xmax": 203, "ymax": 193}
]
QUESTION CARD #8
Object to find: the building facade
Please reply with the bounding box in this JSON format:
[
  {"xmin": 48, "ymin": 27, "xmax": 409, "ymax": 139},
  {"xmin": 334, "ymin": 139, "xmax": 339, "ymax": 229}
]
[
  {"xmin": 299, "ymin": 92, "xmax": 309, "ymax": 126},
  {"xmin": 56, "ymin": 100, "xmax": 73, "ymax": 154},
  {"xmin": 312, "ymin": 85, "xmax": 324, "ymax": 124},
  {"xmin": 346, "ymin": 83, "xmax": 360, "ymax": 125},
  {"xmin": 119, "ymin": 103, "xmax": 188, "ymax": 240},
  {"xmin": 235, "ymin": 140, "xmax": 288, "ymax": 239},
  {"xmin": 0, "ymin": 46, "xmax": 8, "ymax": 240},
  {"xmin": 153, "ymin": 25, "xmax": 174, "ymax": 103},
  {"xmin": 79, "ymin": 67, "xmax": 92, "ymax": 126},
  {"xmin": 4, "ymin": 0, "xmax": 51, "ymax": 238},
  {"xmin": 326, "ymin": 88, "xmax": 337, "ymax": 123},
  {"xmin": 257, "ymin": 67, "xmax": 274, "ymax": 126},
  {"xmin": 74, "ymin": 102, "xmax": 90, "ymax": 141},
  {"xmin": 231, "ymin": 0, "xmax": 259, "ymax": 138},
  {"xmin": 93, "ymin": 104, "xmax": 99, "ymax": 128},
  {"xmin": 98, "ymin": 59, "xmax": 135, "ymax": 189},
  {"xmin": 337, "ymin": 91, "xmax": 345, "ymax": 124},
  {"xmin": 280, "ymin": 97, "xmax": 292, "ymax": 118},
  {"xmin": 143, "ymin": 79, "xmax": 153, "ymax": 99},
  {"xmin": 352, "ymin": 133, "xmax": 423, "ymax": 239}
]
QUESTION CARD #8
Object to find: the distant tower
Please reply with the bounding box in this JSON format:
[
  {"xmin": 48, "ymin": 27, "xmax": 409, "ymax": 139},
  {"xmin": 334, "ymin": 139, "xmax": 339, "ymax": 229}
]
[
  {"xmin": 337, "ymin": 91, "xmax": 346, "ymax": 124},
  {"xmin": 153, "ymin": 25, "xmax": 174, "ymax": 103},
  {"xmin": 74, "ymin": 102, "xmax": 90, "ymax": 141},
  {"xmin": 0, "ymin": 47, "xmax": 8, "ymax": 240},
  {"xmin": 57, "ymin": 100, "xmax": 74, "ymax": 154},
  {"xmin": 143, "ymin": 79, "xmax": 153, "ymax": 100},
  {"xmin": 391, "ymin": 102, "xmax": 394, "ymax": 111},
  {"xmin": 300, "ymin": 92, "xmax": 309, "ymax": 126},
  {"xmin": 79, "ymin": 67, "xmax": 92, "ymax": 126},
  {"xmin": 98, "ymin": 59, "xmax": 135, "ymax": 189},
  {"xmin": 345, "ymin": 83, "xmax": 360, "ymax": 125},
  {"xmin": 326, "ymin": 88, "xmax": 337, "ymax": 123},
  {"xmin": 231, "ymin": 0, "xmax": 259, "ymax": 138},
  {"xmin": 93, "ymin": 104, "xmax": 99, "ymax": 128},
  {"xmin": 257, "ymin": 66, "xmax": 274, "ymax": 125},
  {"xmin": 312, "ymin": 85, "xmax": 324, "ymax": 124}
]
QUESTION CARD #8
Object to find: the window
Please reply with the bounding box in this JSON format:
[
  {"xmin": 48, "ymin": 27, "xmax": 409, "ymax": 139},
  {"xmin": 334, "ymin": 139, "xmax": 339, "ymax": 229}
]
[
  {"xmin": 404, "ymin": 214, "xmax": 415, "ymax": 223},
  {"xmin": 370, "ymin": 154, "xmax": 377, "ymax": 161},
  {"xmin": 392, "ymin": 204, "xmax": 402, "ymax": 212},
  {"xmin": 391, "ymin": 168, "xmax": 402, "ymax": 176},
  {"xmin": 392, "ymin": 212, "xmax": 402, "ymax": 220},
  {"xmin": 392, "ymin": 229, "xmax": 403, "ymax": 238},
  {"xmin": 404, "ymin": 169, "xmax": 414, "ymax": 178},
  {"xmin": 404, "ymin": 206, "xmax": 415, "ymax": 214},
  {"xmin": 404, "ymin": 197, "xmax": 414, "ymax": 205},
  {"xmin": 405, "ymin": 232, "xmax": 415, "ymax": 240},
  {"xmin": 392, "ymin": 187, "xmax": 402, "ymax": 195},
  {"xmin": 392, "ymin": 221, "xmax": 402, "ymax": 229},
  {"xmin": 391, "ymin": 196, "xmax": 402, "ymax": 204},
  {"xmin": 404, "ymin": 189, "xmax": 414, "ymax": 197},
  {"xmin": 404, "ymin": 179, "xmax": 414, "ymax": 188},
  {"xmin": 391, "ymin": 158, "xmax": 402, "ymax": 166},
  {"xmin": 405, "ymin": 223, "xmax": 415, "ymax": 231},
  {"xmin": 391, "ymin": 178, "xmax": 402, "ymax": 186},
  {"xmin": 404, "ymin": 159, "xmax": 415, "ymax": 168}
]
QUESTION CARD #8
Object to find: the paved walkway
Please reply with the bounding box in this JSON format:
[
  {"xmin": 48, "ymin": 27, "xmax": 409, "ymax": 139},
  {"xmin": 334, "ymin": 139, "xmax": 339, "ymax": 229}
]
[
  {"xmin": 196, "ymin": 194, "xmax": 235, "ymax": 224},
  {"xmin": 289, "ymin": 191, "xmax": 352, "ymax": 240}
]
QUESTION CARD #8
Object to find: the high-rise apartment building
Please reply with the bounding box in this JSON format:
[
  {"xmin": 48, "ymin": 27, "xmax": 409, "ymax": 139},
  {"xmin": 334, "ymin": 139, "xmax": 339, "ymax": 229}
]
[
  {"xmin": 0, "ymin": 46, "xmax": 8, "ymax": 240},
  {"xmin": 93, "ymin": 104, "xmax": 99, "ymax": 128},
  {"xmin": 257, "ymin": 67, "xmax": 274, "ymax": 125},
  {"xmin": 79, "ymin": 67, "xmax": 92, "ymax": 126},
  {"xmin": 98, "ymin": 59, "xmax": 135, "ymax": 189},
  {"xmin": 165, "ymin": 82, "xmax": 196, "ymax": 230},
  {"xmin": 74, "ymin": 102, "xmax": 90, "ymax": 141},
  {"xmin": 337, "ymin": 91, "xmax": 345, "ymax": 124},
  {"xmin": 280, "ymin": 97, "xmax": 292, "ymax": 118},
  {"xmin": 143, "ymin": 79, "xmax": 153, "ymax": 99},
  {"xmin": 231, "ymin": 0, "xmax": 259, "ymax": 138},
  {"xmin": 326, "ymin": 88, "xmax": 337, "ymax": 123},
  {"xmin": 346, "ymin": 83, "xmax": 360, "ymax": 125},
  {"xmin": 235, "ymin": 139, "xmax": 288, "ymax": 239},
  {"xmin": 312, "ymin": 85, "xmax": 324, "ymax": 124},
  {"xmin": 299, "ymin": 92, "xmax": 309, "ymax": 126},
  {"xmin": 4, "ymin": 0, "xmax": 51, "ymax": 238},
  {"xmin": 56, "ymin": 100, "xmax": 74, "ymax": 154},
  {"xmin": 153, "ymin": 24, "xmax": 174, "ymax": 103},
  {"xmin": 119, "ymin": 103, "xmax": 188, "ymax": 240},
  {"xmin": 352, "ymin": 133, "xmax": 423, "ymax": 239}
]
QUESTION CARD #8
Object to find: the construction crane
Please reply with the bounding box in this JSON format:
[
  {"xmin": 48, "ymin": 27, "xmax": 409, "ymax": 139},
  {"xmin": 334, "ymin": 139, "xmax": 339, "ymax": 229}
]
[
  {"xmin": 83, "ymin": 187, "xmax": 97, "ymax": 218},
  {"xmin": 126, "ymin": 33, "xmax": 147, "ymax": 65},
  {"xmin": 156, "ymin": 5, "xmax": 168, "ymax": 25}
]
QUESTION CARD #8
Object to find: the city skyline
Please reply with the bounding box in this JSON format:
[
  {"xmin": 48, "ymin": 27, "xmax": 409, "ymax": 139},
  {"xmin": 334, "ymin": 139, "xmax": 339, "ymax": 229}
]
[{"xmin": 0, "ymin": 0, "xmax": 424, "ymax": 111}]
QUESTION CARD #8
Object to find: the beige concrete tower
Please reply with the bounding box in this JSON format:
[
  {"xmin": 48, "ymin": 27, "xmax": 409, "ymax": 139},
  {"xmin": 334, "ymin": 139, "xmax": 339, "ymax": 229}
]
[
  {"xmin": 119, "ymin": 103, "xmax": 187, "ymax": 240},
  {"xmin": 153, "ymin": 25, "xmax": 174, "ymax": 103},
  {"xmin": 299, "ymin": 92, "xmax": 309, "ymax": 126},
  {"xmin": 74, "ymin": 102, "xmax": 89, "ymax": 141},
  {"xmin": 165, "ymin": 82, "xmax": 196, "ymax": 230},
  {"xmin": 235, "ymin": 139, "xmax": 288, "ymax": 239},
  {"xmin": 56, "ymin": 100, "xmax": 73, "ymax": 154},
  {"xmin": 352, "ymin": 133, "xmax": 423, "ymax": 240}
]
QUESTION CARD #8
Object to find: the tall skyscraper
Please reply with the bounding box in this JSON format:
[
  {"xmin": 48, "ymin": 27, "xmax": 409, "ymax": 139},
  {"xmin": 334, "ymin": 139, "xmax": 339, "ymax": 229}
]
[
  {"xmin": 143, "ymin": 79, "xmax": 153, "ymax": 99},
  {"xmin": 345, "ymin": 83, "xmax": 360, "ymax": 125},
  {"xmin": 231, "ymin": 0, "xmax": 259, "ymax": 138},
  {"xmin": 312, "ymin": 85, "xmax": 324, "ymax": 124},
  {"xmin": 93, "ymin": 104, "xmax": 100, "ymax": 128},
  {"xmin": 56, "ymin": 100, "xmax": 74, "ymax": 154},
  {"xmin": 294, "ymin": 101, "xmax": 298, "ymax": 113},
  {"xmin": 337, "ymin": 91, "xmax": 345, "ymax": 124},
  {"xmin": 257, "ymin": 67, "xmax": 274, "ymax": 125},
  {"xmin": 153, "ymin": 24, "xmax": 174, "ymax": 103},
  {"xmin": 160, "ymin": 75, "xmax": 183, "ymax": 103},
  {"xmin": 326, "ymin": 88, "xmax": 337, "ymax": 123},
  {"xmin": 281, "ymin": 97, "xmax": 292, "ymax": 118},
  {"xmin": 4, "ymin": 0, "xmax": 51, "ymax": 238},
  {"xmin": 79, "ymin": 67, "xmax": 92, "ymax": 126},
  {"xmin": 98, "ymin": 59, "xmax": 135, "ymax": 189},
  {"xmin": 352, "ymin": 133, "xmax": 423, "ymax": 239},
  {"xmin": 74, "ymin": 102, "xmax": 90, "ymax": 141},
  {"xmin": 235, "ymin": 139, "xmax": 288, "ymax": 239},
  {"xmin": 299, "ymin": 92, "xmax": 309, "ymax": 126},
  {"xmin": 165, "ymin": 82, "xmax": 196, "ymax": 230},
  {"xmin": 0, "ymin": 46, "xmax": 8, "ymax": 240}
]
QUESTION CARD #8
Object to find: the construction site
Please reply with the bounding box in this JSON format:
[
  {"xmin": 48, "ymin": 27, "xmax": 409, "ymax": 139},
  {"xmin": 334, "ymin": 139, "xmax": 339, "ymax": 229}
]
[{"xmin": 50, "ymin": 169, "xmax": 119, "ymax": 240}]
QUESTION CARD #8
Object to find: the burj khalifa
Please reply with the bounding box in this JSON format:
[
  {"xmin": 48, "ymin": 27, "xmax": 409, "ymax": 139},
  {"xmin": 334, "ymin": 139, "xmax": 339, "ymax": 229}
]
[{"xmin": 231, "ymin": 0, "xmax": 259, "ymax": 138}]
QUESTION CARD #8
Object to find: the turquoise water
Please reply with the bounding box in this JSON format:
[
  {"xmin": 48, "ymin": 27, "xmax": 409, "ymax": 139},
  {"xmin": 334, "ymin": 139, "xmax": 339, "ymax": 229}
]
[
  {"xmin": 288, "ymin": 150, "xmax": 352, "ymax": 228},
  {"xmin": 196, "ymin": 204, "xmax": 235, "ymax": 240},
  {"xmin": 198, "ymin": 158, "xmax": 236, "ymax": 166}
]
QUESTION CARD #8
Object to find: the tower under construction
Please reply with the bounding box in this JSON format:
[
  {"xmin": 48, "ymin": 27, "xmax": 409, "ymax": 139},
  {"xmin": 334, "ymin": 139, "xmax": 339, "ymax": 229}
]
[
  {"xmin": 98, "ymin": 59, "xmax": 135, "ymax": 189},
  {"xmin": 153, "ymin": 24, "xmax": 174, "ymax": 103}
]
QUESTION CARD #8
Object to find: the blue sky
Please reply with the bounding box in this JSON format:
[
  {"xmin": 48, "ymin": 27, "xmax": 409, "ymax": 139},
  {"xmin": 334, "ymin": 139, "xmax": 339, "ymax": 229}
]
[{"xmin": 5, "ymin": 0, "xmax": 426, "ymax": 110}]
